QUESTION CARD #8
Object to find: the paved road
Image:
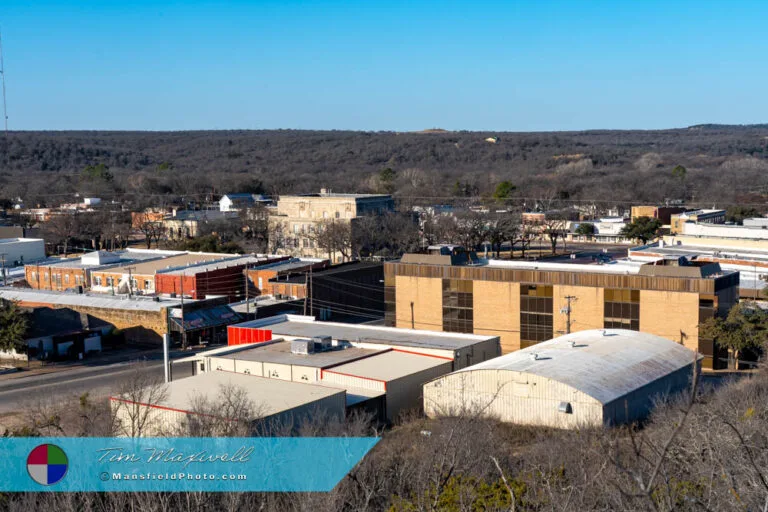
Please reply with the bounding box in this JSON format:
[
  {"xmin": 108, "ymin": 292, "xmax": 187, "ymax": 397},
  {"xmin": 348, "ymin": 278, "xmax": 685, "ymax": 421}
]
[{"xmin": 0, "ymin": 352, "xmax": 195, "ymax": 414}]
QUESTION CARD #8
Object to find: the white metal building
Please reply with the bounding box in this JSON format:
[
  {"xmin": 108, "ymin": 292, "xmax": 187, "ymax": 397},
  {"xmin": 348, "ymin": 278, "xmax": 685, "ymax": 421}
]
[
  {"xmin": 322, "ymin": 350, "xmax": 453, "ymax": 421},
  {"xmin": 0, "ymin": 238, "xmax": 45, "ymax": 266},
  {"xmin": 423, "ymin": 329, "xmax": 700, "ymax": 429},
  {"xmin": 111, "ymin": 371, "xmax": 346, "ymax": 437}
]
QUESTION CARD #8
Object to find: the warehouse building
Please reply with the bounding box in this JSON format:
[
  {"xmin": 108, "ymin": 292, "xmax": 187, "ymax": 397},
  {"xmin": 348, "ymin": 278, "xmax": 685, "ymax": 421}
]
[
  {"xmin": 111, "ymin": 370, "xmax": 346, "ymax": 436},
  {"xmin": 384, "ymin": 250, "xmax": 739, "ymax": 368},
  {"xmin": 423, "ymin": 329, "xmax": 700, "ymax": 429},
  {"xmin": 174, "ymin": 314, "xmax": 500, "ymax": 421}
]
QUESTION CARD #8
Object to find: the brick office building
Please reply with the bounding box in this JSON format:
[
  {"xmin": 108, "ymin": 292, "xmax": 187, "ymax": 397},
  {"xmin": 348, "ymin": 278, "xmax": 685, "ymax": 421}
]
[{"xmin": 384, "ymin": 250, "xmax": 739, "ymax": 368}]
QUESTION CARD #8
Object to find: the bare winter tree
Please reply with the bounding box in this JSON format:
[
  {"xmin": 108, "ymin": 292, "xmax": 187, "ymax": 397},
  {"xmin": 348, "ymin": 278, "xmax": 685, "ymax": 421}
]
[
  {"xmin": 542, "ymin": 216, "xmax": 568, "ymax": 255},
  {"xmin": 110, "ymin": 364, "xmax": 169, "ymax": 437},
  {"xmin": 133, "ymin": 213, "xmax": 167, "ymax": 249}
]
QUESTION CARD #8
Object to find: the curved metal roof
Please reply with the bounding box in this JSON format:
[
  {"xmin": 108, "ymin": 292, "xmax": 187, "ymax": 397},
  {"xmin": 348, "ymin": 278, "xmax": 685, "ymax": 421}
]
[{"xmin": 455, "ymin": 329, "xmax": 699, "ymax": 404}]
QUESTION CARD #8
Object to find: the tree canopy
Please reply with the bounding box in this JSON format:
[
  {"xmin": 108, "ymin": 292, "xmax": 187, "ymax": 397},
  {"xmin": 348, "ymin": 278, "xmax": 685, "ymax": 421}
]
[
  {"xmin": 621, "ymin": 216, "xmax": 662, "ymax": 243},
  {"xmin": 700, "ymin": 302, "xmax": 768, "ymax": 363},
  {"xmin": 492, "ymin": 181, "xmax": 516, "ymax": 201},
  {"xmin": 0, "ymin": 299, "xmax": 29, "ymax": 353}
]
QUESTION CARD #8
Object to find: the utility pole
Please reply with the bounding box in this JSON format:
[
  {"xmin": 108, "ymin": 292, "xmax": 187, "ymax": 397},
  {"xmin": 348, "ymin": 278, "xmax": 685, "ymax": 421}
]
[
  {"xmin": 0, "ymin": 253, "xmax": 6, "ymax": 286},
  {"xmin": 562, "ymin": 295, "xmax": 577, "ymax": 334},
  {"xmin": 180, "ymin": 278, "xmax": 186, "ymax": 350},
  {"xmin": 308, "ymin": 265, "xmax": 313, "ymax": 318},
  {"xmin": 126, "ymin": 265, "xmax": 136, "ymax": 297},
  {"xmin": 303, "ymin": 271, "xmax": 308, "ymax": 316},
  {"xmin": 410, "ymin": 301, "xmax": 415, "ymax": 329},
  {"xmin": 244, "ymin": 264, "xmax": 250, "ymax": 317}
]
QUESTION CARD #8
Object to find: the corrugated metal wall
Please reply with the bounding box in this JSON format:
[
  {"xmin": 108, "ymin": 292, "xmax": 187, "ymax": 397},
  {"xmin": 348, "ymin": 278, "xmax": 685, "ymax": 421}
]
[
  {"xmin": 227, "ymin": 326, "xmax": 272, "ymax": 345},
  {"xmin": 423, "ymin": 370, "xmax": 604, "ymax": 429},
  {"xmin": 321, "ymin": 371, "xmax": 386, "ymax": 392}
]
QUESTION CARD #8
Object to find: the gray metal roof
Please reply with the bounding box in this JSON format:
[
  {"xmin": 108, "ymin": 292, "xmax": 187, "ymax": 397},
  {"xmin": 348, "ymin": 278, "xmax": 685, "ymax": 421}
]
[
  {"xmin": 0, "ymin": 288, "xmax": 185, "ymax": 311},
  {"xmin": 455, "ymin": 329, "xmax": 699, "ymax": 405},
  {"xmin": 325, "ymin": 350, "xmax": 452, "ymax": 381},
  {"xmin": 112, "ymin": 371, "xmax": 345, "ymax": 418},
  {"xmin": 215, "ymin": 340, "xmax": 385, "ymax": 368},
  {"xmin": 237, "ymin": 315, "xmax": 497, "ymax": 351}
]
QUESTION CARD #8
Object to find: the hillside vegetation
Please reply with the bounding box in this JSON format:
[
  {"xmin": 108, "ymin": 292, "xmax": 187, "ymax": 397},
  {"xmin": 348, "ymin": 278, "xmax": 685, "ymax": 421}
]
[{"xmin": 1, "ymin": 125, "xmax": 768, "ymax": 208}]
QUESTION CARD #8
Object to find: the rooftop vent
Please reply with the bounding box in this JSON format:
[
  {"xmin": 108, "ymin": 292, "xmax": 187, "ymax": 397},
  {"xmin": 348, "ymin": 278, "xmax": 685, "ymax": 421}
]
[
  {"xmin": 290, "ymin": 339, "xmax": 314, "ymax": 355},
  {"xmin": 529, "ymin": 353, "xmax": 539, "ymax": 361},
  {"xmin": 568, "ymin": 340, "xmax": 576, "ymax": 348}
]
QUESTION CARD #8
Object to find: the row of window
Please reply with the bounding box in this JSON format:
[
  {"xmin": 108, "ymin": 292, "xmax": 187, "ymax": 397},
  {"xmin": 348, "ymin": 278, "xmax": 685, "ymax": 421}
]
[{"xmin": 438, "ymin": 282, "xmax": 645, "ymax": 348}]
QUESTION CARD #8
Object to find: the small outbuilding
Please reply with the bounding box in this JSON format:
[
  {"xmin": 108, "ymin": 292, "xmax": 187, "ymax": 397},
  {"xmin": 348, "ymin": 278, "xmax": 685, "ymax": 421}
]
[{"xmin": 423, "ymin": 329, "xmax": 701, "ymax": 428}]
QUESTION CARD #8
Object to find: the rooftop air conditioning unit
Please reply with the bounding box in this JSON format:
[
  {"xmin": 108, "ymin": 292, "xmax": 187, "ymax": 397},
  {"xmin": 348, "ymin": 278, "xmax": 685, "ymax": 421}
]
[
  {"xmin": 290, "ymin": 339, "xmax": 314, "ymax": 355},
  {"xmin": 312, "ymin": 335, "xmax": 332, "ymax": 352}
]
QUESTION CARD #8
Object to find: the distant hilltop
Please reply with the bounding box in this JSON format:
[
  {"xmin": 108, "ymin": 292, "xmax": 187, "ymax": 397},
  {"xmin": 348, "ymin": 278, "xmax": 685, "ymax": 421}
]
[{"xmin": 416, "ymin": 128, "xmax": 451, "ymax": 133}]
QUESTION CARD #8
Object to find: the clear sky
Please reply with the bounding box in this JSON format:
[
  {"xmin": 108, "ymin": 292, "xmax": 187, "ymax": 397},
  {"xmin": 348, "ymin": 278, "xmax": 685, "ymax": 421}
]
[{"xmin": 2, "ymin": 0, "xmax": 767, "ymax": 131}]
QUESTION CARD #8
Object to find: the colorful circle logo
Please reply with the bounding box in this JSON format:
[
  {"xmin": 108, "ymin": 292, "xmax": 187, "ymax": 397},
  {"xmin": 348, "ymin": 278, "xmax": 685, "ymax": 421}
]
[{"xmin": 27, "ymin": 444, "xmax": 68, "ymax": 486}]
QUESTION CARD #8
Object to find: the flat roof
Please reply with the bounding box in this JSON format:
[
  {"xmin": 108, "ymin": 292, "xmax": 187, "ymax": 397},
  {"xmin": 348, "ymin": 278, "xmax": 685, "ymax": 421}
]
[
  {"xmin": 454, "ymin": 329, "xmax": 699, "ymax": 405},
  {"xmin": 95, "ymin": 253, "xmax": 231, "ymax": 275},
  {"xmin": 280, "ymin": 193, "xmax": 391, "ymax": 199},
  {"xmin": 237, "ymin": 315, "xmax": 497, "ymax": 351},
  {"xmin": 216, "ymin": 340, "xmax": 385, "ymax": 368},
  {"xmin": 0, "ymin": 237, "xmax": 44, "ymax": 244},
  {"xmin": 40, "ymin": 250, "xmax": 172, "ymax": 270},
  {"xmin": 325, "ymin": 350, "xmax": 451, "ymax": 381},
  {"xmin": 252, "ymin": 259, "xmax": 323, "ymax": 273},
  {"xmin": 159, "ymin": 255, "xmax": 282, "ymax": 276},
  {"xmin": 484, "ymin": 258, "xmax": 645, "ymax": 274},
  {"xmin": 0, "ymin": 288, "xmax": 185, "ymax": 311},
  {"xmin": 112, "ymin": 371, "xmax": 345, "ymax": 418}
]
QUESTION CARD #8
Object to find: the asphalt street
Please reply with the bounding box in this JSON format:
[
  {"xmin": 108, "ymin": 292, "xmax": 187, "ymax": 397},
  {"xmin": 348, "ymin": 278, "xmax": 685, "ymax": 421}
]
[{"xmin": 0, "ymin": 352, "xmax": 195, "ymax": 414}]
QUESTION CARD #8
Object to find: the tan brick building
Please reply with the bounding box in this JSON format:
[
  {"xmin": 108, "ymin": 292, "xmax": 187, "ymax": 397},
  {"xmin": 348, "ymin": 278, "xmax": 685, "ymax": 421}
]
[
  {"xmin": 630, "ymin": 206, "xmax": 686, "ymax": 225},
  {"xmin": 384, "ymin": 253, "xmax": 739, "ymax": 369},
  {"xmin": 271, "ymin": 190, "xmax": 393, "ymax": 262}
]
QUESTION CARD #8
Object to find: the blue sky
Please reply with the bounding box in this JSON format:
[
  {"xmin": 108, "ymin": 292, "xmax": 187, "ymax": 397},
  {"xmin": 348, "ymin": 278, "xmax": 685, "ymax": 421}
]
[{"xmin": 2, "ymin": 0, "xmax": 767, "ymax": 131}]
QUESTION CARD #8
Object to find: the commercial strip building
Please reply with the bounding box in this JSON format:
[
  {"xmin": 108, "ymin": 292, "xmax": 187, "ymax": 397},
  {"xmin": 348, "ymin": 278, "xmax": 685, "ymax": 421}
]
[
  {"xmin": 90, "ymin": 252, "xmax": 233, "ymax": 295},
  {"xmin": 171, "ymin": 314, "xmax": 501, "ymax": 422},
  {"xmin": 384, "ymin": 250, "xmax": 739, "ymax": 368},
  {"xmin": 111, "ymin": 371, "xmax": 346, "ymax": 436},
  {"xmin": 423, "ymin": 329, "xmax": 700, "ymax": 429},
  {"xmin": 154, "ymin": 254, "xmax": 287, "ymax": 302},
  {"xmin": 630, "ymin": 241, "xmax": 768, "ymax": 299},
  {"xmin": 670, "ymin": 209, "xmax": 727, "ymax": 235},
  {"xmin": 0, "ymin": 288, "xmax": 242, "ymax": 345},
  {"xmin": 24, "ymin": 249, "xmax": 184, "ymax": 292}
]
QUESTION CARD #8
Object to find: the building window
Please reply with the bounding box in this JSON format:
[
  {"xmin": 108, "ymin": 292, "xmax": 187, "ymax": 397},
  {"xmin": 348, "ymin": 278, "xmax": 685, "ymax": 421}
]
[
  {"xmin": 335, "ymin": 211, "xmax": 340, "ymax": 219},
  {"xmin": 520, "ymin": 284, "xmax": 553, "ymax": 348},
  {"xmin": 604, "ymin": 289, "xmax": 640, "ymax": 330},
  {"xmin": 94, "ymin": 276, "xmax": 103, "ymax": 286},
  {"xmin": 64, "ymin": 274, "xmax": 69, "ymax": 284},
  {"xmin": 106, "ymin": 277, "xmax": 114, "ymax": 287},
  {"xmin": 145, "ymin": 279, "xmax": 153, "ymax": 290},
  {"xmin": 323, "ymin": 211, "xmax": 328, "ymax": 219},
  {"xmin": 442, "ymin": 279, "xmax": 473, "ymax": 333}
]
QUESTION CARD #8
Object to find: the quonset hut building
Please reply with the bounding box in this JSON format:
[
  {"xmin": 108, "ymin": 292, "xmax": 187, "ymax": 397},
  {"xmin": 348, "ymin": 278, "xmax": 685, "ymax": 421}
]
[{"xmin": 423, "ymin": 329, "xmax": 701, "ymax": 429}]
